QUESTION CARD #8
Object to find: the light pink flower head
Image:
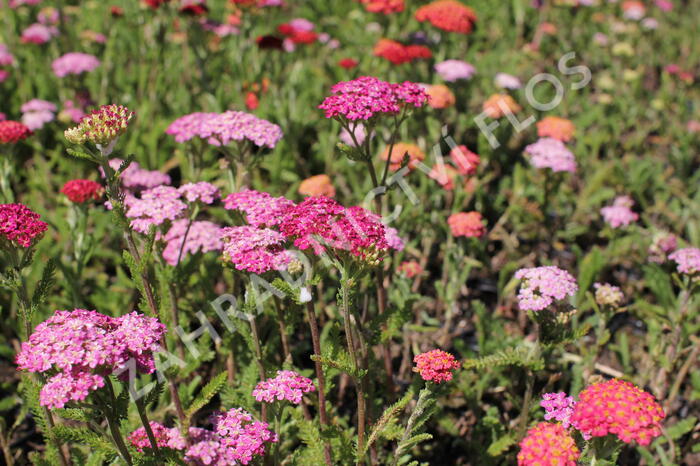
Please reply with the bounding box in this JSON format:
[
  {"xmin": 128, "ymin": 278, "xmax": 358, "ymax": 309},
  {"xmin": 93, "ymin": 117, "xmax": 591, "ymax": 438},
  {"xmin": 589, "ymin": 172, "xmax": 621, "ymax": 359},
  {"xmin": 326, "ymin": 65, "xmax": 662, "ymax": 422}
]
[
  {"xmin": 524, "ymin": 138, "xmax": 577, "ymax": 173},
  {"xmin": 515, "ymin": 266, "xmax": 578, "ymax": 311},
  {"xmin": 541, "ymin": 392, "xmax": 576, "ymax": 428},
  {"xmin": 178, "ymin": 181, "xmax": 220, "ymax": 204},
  {"xmin": 253, "ymin": 370, "xmax": 315, "ymax": 404},
  {"xmin": 126, "ymin": 186, "xmax": 187, "ymax": 234},
  {"xmin": 21, "ymin": 99, "xmax": 57, "ymax": 130},
  {"xmin": 494, "ymin": 72, "xmax": 522, "ymax": 89},
  {"xmin": 21, "ymin": 23, "xmax": 58, "ymax": 44},
  {"xmin": 600, "ymin": 195, "xmax": 638, "ymax": 228},
  {"xmin": 434, "ymin": 59, "xmax": 476, "ymax": 82},
  {"xmin": 52, "ymin": 52, "xmax": 100, "ymax": 78},
  {"xmin": 0, "ymin": 44, "xmax": 15, "ymax": 66},
  {"xmin": 162, "ymin": 219, "xmax": 223, "ymax": 266},
  {"xmin": 668, "ymin": 247, "xmax": 700, "ymax": 275}
]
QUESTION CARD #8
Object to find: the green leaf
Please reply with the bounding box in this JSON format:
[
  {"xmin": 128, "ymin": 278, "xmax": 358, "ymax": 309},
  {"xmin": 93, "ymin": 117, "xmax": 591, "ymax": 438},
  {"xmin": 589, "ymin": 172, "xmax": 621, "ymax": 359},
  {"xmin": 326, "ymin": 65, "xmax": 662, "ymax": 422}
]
[
  {"xmin": 185, "ymin": 371, "xmax": 227, "ymax": 423},
  {"xmin": 487, "ymin": 434, "xmax": 515, "ymax": 456}
]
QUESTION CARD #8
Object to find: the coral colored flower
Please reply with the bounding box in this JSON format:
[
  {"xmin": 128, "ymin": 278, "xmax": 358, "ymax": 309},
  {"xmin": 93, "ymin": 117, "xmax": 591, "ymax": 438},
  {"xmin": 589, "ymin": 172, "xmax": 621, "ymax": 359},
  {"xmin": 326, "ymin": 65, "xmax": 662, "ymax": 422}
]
[
  {"xmin": 571, "ymin": 379, "xmax": 664, "ymax": 445},
  {"xmin": 482, "ymin": 94, "xmax": 521, "ymax": 118},
  {"xmin": 0, "ymin": 121, "xmax": 32, "ymax": 144},
  {"xmin": 60, "ymin": 179, "xmax": 103, "ymax": 203},
  {"xmin": 600, "ymin": 196, "xmax": 638, "ymax": 228},
  {"xmin": 373, "ymin": 39, "xmax": 431, "ymax": 65},
  {"xmin": 51, "ymin": 52, "xmax": 100, "ymax": 78},
  {"xmin": 594, "ymin": 282, "xmax": 624, "ymax": 307},
  {"xmin": 515, "ymin": 266, "xmax": 578, "ymax": 311},
  {"xmin": 517, "ymin": 422, "xmax": 579, "ymax": 466},
  {"xmin": 221, "ymin": 226, "xmax": 292, "ymax": 274},
  {"xmin": 434, "ymin": 59, "xmax": 476, "ymax": 82},
  {"xmin": 450, "ymin": 145, "xmax": 479, "ymax": 176},
  {"xmin": 398, "ymin": 260, "xmax": 423, "ymax": 278},
  {"xmin": 16, "ymin": 309, "xmax": 166, "ymax": 408},
  {"xmin": 126, "ymin": 186, "xmax": 187, "ymax": 234},
  {"xmin": 524, "ymin": 137, "xmax": 577, "ymax": 173},
  {"xmin": 64, "ymin": 104, "xmax": 135, "ymax": 146},
  {"xmin": 415, "ymin": 0, "xmax": 477, "ymax": 34},
  {"xmin": 413, "ymin": 349, "xmax": 461, "ymax": 383},
  {"xmin": 537, "ymin": 116, "xmax": 576, "ymax": 142},
  {"xmin": 253, "ymin": 370, "xmax": 315, "ymax": 404},
  {"xmin": 448, "ymin": 211, "xmax": 485, "ymax": 238},
  {"xmin": 0, "ymin": 203, "xmax": 48, "ymax": 248},
  {"xmin": 358, "ymin": 0, "xmax": 404, "ymax": 14},
  {"xmin": 162, "ymin": 219, "xmax": 223, "ymax": 266},
  {"xmin": 541, "ymin": 392, "xmax": 576, "ymax": 428},
  {"xmin": 429, "ymin": 164, "xmax": 459, "ymax": 190},
  {"xmin": 245, "ymin": 91, "xmax": 259, "ymax": 110},
  {"xmin": 426, "ymin": 84, "xmax": 455, "ymax": 109},
  {"xmin": 622, "ymin": 0, "xmax": 645, "ymax": 20},
  {"xmin": 379, "ymin": 142, "xmax": 425, "ymax": 171},
  {"xmin": 338, "ymin": 58, "xmax": 358, "ymax": 69},
  {"xmin": 178, "ymin": 181, "xmax": 219, "ymax": 204},
  {"xmin": 668, "ymin": 247, "xmax": 700, "ymax": 275},
  {"xmin": 299, "ymin": 174, "xmax": 336, "ymax": 197},
  {"xmin": 224, "ymin": 190, "xmax": 294, "ymax": 227}
]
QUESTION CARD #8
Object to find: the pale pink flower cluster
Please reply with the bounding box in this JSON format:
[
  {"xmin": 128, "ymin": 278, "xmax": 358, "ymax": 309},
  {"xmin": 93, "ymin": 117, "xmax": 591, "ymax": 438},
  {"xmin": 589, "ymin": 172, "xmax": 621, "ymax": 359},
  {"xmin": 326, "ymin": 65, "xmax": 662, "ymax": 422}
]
[
  {"xmin": 524, "ymin": 138, "xmax": 577, "ymax": 173},
  {"xmin": 223, "ymin": 189, "xmax": 294, "ymax": 227},
  {"xmin": 126, "ymin": 186, "xmax": 187, "ymax": 233},
  {"xmin": 600, "ymin": 195, "xmax": 638, "ymax": 228},
  {"xmin": 541, "ymin": 392, "xmax": 576, "ymax": 428},
  {"xmin": 252, "ymin": 370, "xmax": 315, "ymax": 404},
  {"xmin": 16, "ymin": 309, "xmax": 166, "ymax": 408},
  {"xmin": 515, "ymin": 266, "xmax": 578, "ymax": 311},
  {"xmin": 594, "ymin": 282, "xmax": 625, "ymax": 307},
  {"xmin": 0, "ymin": 44, "xmax": 14, "ymax": 66},
  {"xmin": 21, "ymin": 23, "xmax": 58, "ymax": 44},
  {"xmin": 319, "ymin": 76, "xmax": 428, "ymax": 121},
  {"xmin": 51, "ymin": 52, "xmax": 101, "ymax": 78},
  {"xmin": 163, "ymin": 219, "xmax": 223, "ymax": 266},
  {"xmin": 106, "ymin": 158, "xmax": 172, "ymax": 192},
  {"xmin": 434, "ymin": 59, "xmax": 476, "ymax": 82},
  {"xmin": 166, "ymin": 111, "xmax": 282, "ymax": 149},
  {"xmin": 668, "ymin": 247, "xmax": 700, "ymax": 275},
  {"xmin": 494, "ymin": 72, "xmax": 522, "ymax": 89},
  {"xmin": 648, "ymin": 232, "xmax": 677, "ymax": 263},
  {"xmin": 21, "ymin": 99, "xmax": 56, "ymax": 130},
  {"xmin": 221, "ymin": 226, "xmax": 293, "ymax": 274},
  {"xmin": 178, "ymin": 181, "xmax": 220, "ymax": 204}
]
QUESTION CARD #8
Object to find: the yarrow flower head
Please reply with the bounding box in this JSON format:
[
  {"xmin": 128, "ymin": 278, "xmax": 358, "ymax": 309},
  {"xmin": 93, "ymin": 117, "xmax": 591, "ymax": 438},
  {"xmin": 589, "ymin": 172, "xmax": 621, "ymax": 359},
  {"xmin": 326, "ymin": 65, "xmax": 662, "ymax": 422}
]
[
  {"xmin": 570, "ymin": 379, "xmax": 664, "ymax": 445},
  {"xmin": 252, "ymin": 370, "xmax": 315, "ymax": 404},
  {"xmin": 600, "ymin": 195, "xmax": 638, "ymax": 228},
  {"xmin": 379, "ymin": 142, "xmax": 425, "ymax": 172},
  {"xmin": 494, "ymin": 72, "xmax": 522, "ymax": 90},
  {"xmin": 358, "ymin": 0, "xmax": 404, "ymax": 14},
  {"xmin": 515, "ymin": 266, "xmax": 578, "ymax": 311},
  {"xmin": 163, "ymin": 219, "xmax": 223, "ymax": 266},
  {"xmin": 126, "ymin": 186, "xmax": 187, "ymax": 233},
  {"xmin": 128, "ymin": 422, "xmax": 186, "ymax": 452},
  {"xmin": 668, "ymin": 247, "xmax": 700, "ymax": 275},
  {"xmin": 537, "ymin": 116, "xmax": 576, "ymax": 142},
  {"xmin": 0, "ymin": 203, "xmax": 48, "ymax": 248},
  {"xmin": 199, "ymin": 111, "xmax": 283, "ymax": 149},
  {"xmin": 517, "ymin": 422, "xmax": 580, "ymax": 466},
  {"xmin": 415, "ymin": 0, "xmax": 478, "ymax": 34},
  {"xmin": 450, "ymin": 145, "xmax": 480, "ymax": 176},
  {"xmin": 298, "ymin": 174, "xmax": 336, "ymax": 197},
  {"xmin": 483, "ymin": 93, "xmax": 521, "ymax": 118},
  {"xmin": 221, "ymin": 226, "xmax": 292, "ymax": 274},
  {"xmin": 434, "ymin": 59, "xmax": 476, "ymax": 82},
  {"xmin": 105, "ymin": 158, "xmax": 171, "ymax": 192},
  {"xmin": 448, "ymin": 211, "xmax": 486, "ymax": 238},
  {"xmin": 21, "ymin": 99, "xmax": 57, "ymax": 131},
  {"xmin": 540, "ymin": 392, "xmax": 576, "ymax": 428},
  {"xmin": 64, "ymin": 104, "xmax": 135, "ymax": 147},
  {"xmin": 223, "ymin": 189, "xmax": 294, "ymax": 227},
  {"xmin": 594, "ymin": 282, "xmax": 625, "ymax": 307},
  {"xmin": 413, "ymin": 349, "xmax": 461, "ymax": 383},
  {"xmin": 373, "ymin": 39, "xmax": 432, "ymax": 65},
  {"xmin": 319, "ymin": 76, "xmax": 428, "ymax": 121},
  {"xmin": 523, "ymin": 137, "xmax": 577, "ymax": 173},
  {"xmin": 165, "ymin": 112, "xmax": 219, "ymax": 143},
  {"xmin": 178, "ymin": 181, "xmax": 220, "ymax": 204},
  {"xmin": 398, "ymin": 260, "xmax": 423, "ymax": 278},
  {"xmin": 60, "ymin": 179, "xmax": 103, "ymax": 203},
  {"xmin": 51, "ymin": 52, "xmax": 100, "ymax": 78},
  {"xmin": 648, "ymin": 232, "xmax": 677, "ymax": 263},
  {"xmin": 0, "ymin": 121, "xmax": 32, "ymax": 144},
  {"xmin": 16, "ymin": 309, "xmax": 166, "ymax": 408}
]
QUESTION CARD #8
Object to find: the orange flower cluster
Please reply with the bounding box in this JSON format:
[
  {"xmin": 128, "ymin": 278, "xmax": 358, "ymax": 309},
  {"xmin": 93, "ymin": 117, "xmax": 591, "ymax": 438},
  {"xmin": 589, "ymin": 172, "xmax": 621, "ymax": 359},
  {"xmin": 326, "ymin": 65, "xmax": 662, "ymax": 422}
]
[
  {"xmin": 426, "ymin": 84, "xmax": 455, "ymax": 109},
  {"xmin": 415, "ymin": 0, "xmax": 477, "ymax": 34},
  {"xmin": 298, "ymin": 174, "xmax": 336, "ymax": 198},
  {"xmin": 373, "ymin": 39, "xmax": 432, "ymax": 65},
  {"xmin": 536, "ymin": 116, "xmax": 575, "ymax": 142},
  {"xmin": 448, "ymin": 212, "xmax": 485, "ymax": 238},
  {"xmin": 517, "ymin": 422, "xmax": 580, "ymax": 466},
  {"xmin": 379, "ymin": 142, "xmax": 425, "ymax": 171},
  {"xmin": 482, "ymin": 94, "xmax": 521, "ymax": 118}
]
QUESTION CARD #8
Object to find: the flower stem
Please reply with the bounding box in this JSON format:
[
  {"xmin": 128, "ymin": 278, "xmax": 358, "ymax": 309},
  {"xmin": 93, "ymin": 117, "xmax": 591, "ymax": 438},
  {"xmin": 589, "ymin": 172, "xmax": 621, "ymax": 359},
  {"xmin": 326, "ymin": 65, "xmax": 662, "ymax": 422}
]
[
  {"xmin": 104, "ymin": 378, "xmax": 133, "ymax": 466},
  {"xmin": 134, "ymin": 394, "xmax": 161, "ymax": 455},
  {"xmin": 247, "ymin": 313, "xmax": 268, "ymax": 422}
]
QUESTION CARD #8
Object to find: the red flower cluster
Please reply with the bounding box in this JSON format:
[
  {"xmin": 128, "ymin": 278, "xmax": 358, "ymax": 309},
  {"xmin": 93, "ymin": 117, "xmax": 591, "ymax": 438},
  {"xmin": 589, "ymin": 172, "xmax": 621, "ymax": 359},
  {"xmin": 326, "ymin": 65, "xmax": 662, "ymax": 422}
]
[
  {"xmin": 144, "ymin": 0, "xmax": 169, "ymax": 9},
  {"xmin": 415, "ymin": 0, "xmax": 478, "ymax": 34},
  {"xmin": 517, "ymin": 422, "xmax": 579, "ymax": 466},
  {"xmin": 180, "ymin": 0, "xmax": 208, "ymax": 16},
  {"xmin": 373, "ymin": 39, "xmax": 432, "ymax": 65},
  {"xmin": 60, "ymin": 180, "xmax": 103, "ymax": 204},
  {"xmin": 571, "ymin": 379, "xmax": 664, "ymax": 445},
  {"xmin": 0, "ymin": 203, "xmax": 48, "ymax": 248},
  {"xmin": 413, "ymin": 349, "xmax": 461, "ymax": 383},
  {"xmin": 277, "ymin": 24, "xmax": 318, "ymax": 44},
  {"xmin": 0, "ymin": 121, "xmax": 32, "ymax": 144},
  {"xmin": 338, "ymin": 58, "xmax": 358, "ymax": 69},
  {"xmin": 358, "ymin": 0, "xmax": 405, "ymax": 14}
]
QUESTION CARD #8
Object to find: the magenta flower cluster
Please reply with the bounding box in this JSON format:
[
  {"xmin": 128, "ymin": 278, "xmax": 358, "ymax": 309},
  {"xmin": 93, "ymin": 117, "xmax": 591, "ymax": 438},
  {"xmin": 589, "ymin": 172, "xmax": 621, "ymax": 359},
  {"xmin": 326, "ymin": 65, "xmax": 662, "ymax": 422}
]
[
  {"xmin": 16, "ymin": 309, "xmax": 166, "ymax": 408},
  {"xmin": 601, "ymin": 195, "xmax": 639, "ymax": 228},
  {"xmin": 221, "ymin": 226, "xmax": 293, "ymax": 274},
  {"xmin": 319, "ymin": 76, "xmax": 428, "ymax": 121},
  {"xmin": 0, "ymin": 203, "xmax": 48, "ymax": 248},
  {"xmin": 668, "ymin": 247, "xmax": 700, "ymax": 275},
  {"xmin": 166, "ymin": 111, "xmax": 283, "ymax": 149},
  {"xmin": 524, "ymin": 137, "xmax": 577, "ymax": 173},
  {"xmin": 541, "ymin": 392, "xmax": 576, "ymax": 428},
  {"xmin": 514, "ymin": 266, "xmax": 578, "ymax": 311},
  {"xmin": 224, "ymin": 189, "xmax": 295, "ymax": 228},
  {"xmin": 51, "ymin": 52, "xmax": 100, "ymax": 78},
  {"xmin": 252, "ymin": 370, "xmax": 316, "ymax": 404},
  {"xmin": 128, "ymin": 421, "xmax": 186, "ymax": 452}
]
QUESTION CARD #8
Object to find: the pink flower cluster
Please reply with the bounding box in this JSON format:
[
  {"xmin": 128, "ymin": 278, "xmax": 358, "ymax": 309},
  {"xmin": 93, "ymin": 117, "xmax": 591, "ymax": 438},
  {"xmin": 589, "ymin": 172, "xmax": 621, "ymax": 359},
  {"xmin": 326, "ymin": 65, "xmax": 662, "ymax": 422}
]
[
  {"xmin": 178, "ymin": 181, "xmax": 220, "ymax": 204},
  {"xmin": 126, "ymin": 186, "xmax": 188, "ymax": 233},
  {"xmin": 600, "ymin": 195, "xmax": 638, "ymax": 228},
  {"xmin": 517, "ymin": 422, "xmax": 579, "ymax": 466},
  {"xmin": 0, "ymin": 44, "xmax": 15, "ymax": 66},
  {"xmin": 21, "ymin": 23, "xmax": 58, "ymax": 44},
  {"xmin": 166, "ymin": 111, "xmax": 283, "ymax": 149},
  {"xmin": 0, "ymin": 203, "xmax": 48, "ymax": 248},
  {"xmin": 434, "ymin": 59, "xmax": 476, "ymax": 82},
  {"xmin": 163, "ymin": 219, "xmax": 223, "ymax": 266},
  {"xmin": 106, "ymin": 158, "xmax": 172, "ymax": 192},
  {"xmin": 319, "ymin": 76, "xmax": 428, "ymax": 121},
  {"xmin": 413, "ymin": 349, "xmax": 461, "ymax": 383},
  {"xmin": 21, "ymin": 99, "xmax": 57, "ymax": 130},
  {"xmin": 252, "ymin": 370, "xmax": 316, "ymax": 404},
  {"xmin": 16, "ymin": 309, "xmax": 166, "ymax": 408},
  {"xmin": 128, "ymin": 421, "xmax": 186, "ymax": 452},
  {"xmin": 224, "ymin": 189, "xmax": 294, "ymax": 227},
  {"xmin": 514, "ymin": 266, "xmax": 578, "ymax": 311},
  {"xmin": 668, "ymin": 247, "xmax": 700, "ymax": 275},
  {"xmin": 540, "ymin": 392, "xmax": 575, "ymax": 428},
  {"xmin": 221, "ymin": 226, "xmax": 292, "ymax": 274},
  {"xmin": 523, "ymin": 138, "xmax": 577, "ymax": 173},
  {"xmin": 570, "ymin": 379, "xmax": 664, "ymax": 445},
  {"xmin": 51, "ymin": 52, "xmax": 101, "ymax": 78}
]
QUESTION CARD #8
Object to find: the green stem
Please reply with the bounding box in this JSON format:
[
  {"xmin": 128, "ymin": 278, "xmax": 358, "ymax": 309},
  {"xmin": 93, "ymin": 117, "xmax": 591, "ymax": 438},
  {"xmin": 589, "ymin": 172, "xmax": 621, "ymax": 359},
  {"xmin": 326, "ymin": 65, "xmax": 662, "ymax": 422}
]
[
  {"xmin": 134, "ymin": 395, "xmax": 161, "ymax": 456},
  {"xmin": 248, "ymin": 314, "xmax": 268, "ymax": 422},
  {"xmin": 104, "ymin": 378, "xmax": 134, "ymax": 466},
  {"xmin": 517, "ymin": 370, "xmax": 535, "ymax": 440}
]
